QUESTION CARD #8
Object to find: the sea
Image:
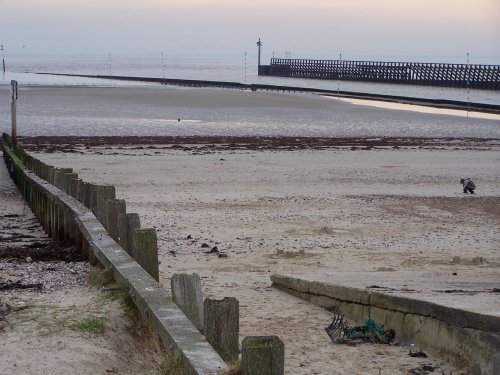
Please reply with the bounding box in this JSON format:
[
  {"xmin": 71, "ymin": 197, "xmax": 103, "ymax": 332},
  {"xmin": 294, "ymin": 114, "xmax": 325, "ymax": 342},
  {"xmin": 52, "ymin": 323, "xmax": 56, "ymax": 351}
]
[{"xmin": 0, "ymin": 53, "xmax": 499, "ymax": 138}]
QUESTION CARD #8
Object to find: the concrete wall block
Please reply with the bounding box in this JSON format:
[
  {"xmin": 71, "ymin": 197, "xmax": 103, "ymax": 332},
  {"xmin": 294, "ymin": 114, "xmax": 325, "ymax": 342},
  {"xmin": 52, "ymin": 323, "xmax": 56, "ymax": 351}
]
[
  {"xmin": 171, "ymin": 273, "xmax": 204, "ymax": 333},
  {"xmin": 241, "ymin": 336, "xmax": 284, "ymax": 375},
  {"xmin": 204, "ymin": 297, "xmax": 239, "ymax": 363},
  {"xmin": 132, "ymin": 228, "xmax": 159, "ymax": 281}
]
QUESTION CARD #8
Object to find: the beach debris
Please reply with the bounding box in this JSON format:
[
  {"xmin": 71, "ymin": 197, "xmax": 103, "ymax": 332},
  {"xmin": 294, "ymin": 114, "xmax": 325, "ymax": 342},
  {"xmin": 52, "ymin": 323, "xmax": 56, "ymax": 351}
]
[
  {"xmin": 325, "ymin": 314, "xmax": 395, "ymax": 345},
  {"xmin": 325, "ymin": 313, "xmax": 349, "ymax": 340},
  {"xmin": 407, "ymin": 364, "xmax": 436, "ymax": 374},
  {"xmin": 100, "ymin": 287, "xmax": 121, "ymax": 293},
  {"xmin": 409, "ymin": 349, "xmax": 428, "ymax": 358},
  {"xmin": 205, "ymin": 246, "xmax": 219, "ymax": 254}
]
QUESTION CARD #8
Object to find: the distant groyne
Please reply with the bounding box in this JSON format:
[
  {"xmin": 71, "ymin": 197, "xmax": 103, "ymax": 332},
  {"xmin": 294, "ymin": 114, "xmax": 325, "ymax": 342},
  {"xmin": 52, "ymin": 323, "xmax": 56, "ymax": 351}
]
[
  {"xmin": 258, "ymin": 58, "xmax": 500, "ymax": 90},
  {"xmin": 36, "ymin": 72, "xmax": 500, "ymax": 114}
]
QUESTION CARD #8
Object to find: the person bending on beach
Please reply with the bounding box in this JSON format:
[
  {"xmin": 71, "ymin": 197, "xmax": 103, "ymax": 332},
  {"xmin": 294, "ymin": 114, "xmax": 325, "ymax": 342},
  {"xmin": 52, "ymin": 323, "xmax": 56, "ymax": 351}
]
[{"xmin": 460, "ymin": 178, "xmax": 476, "ymax": 194}]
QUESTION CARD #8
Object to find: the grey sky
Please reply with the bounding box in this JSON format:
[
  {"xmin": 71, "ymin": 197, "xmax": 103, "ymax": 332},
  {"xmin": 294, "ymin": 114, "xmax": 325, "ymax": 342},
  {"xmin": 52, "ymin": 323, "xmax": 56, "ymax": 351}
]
[{"xmin": 1, "ymin": 0, "xmax": 499, "ymax": 62}]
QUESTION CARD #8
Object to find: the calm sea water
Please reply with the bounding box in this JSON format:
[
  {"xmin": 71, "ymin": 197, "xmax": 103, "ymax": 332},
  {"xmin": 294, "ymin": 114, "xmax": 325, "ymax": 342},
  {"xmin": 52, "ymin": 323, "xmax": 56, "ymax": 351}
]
[{"xmin": 1, "ymin": 53, "xmax": 499, "ymax": 105}]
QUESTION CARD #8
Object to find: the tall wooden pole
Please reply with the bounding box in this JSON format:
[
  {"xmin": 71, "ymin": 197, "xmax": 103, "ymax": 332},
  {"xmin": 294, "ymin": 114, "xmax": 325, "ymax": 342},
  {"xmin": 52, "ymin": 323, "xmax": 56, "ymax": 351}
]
[
  {"xmin": 257, "ymin": 38, "xmax": 262, "ymax": 67},
  {"xmin": 1, "ymin": 44, "xmax": 5, "ymax": 73},
  {"xmin": 11, "ymin": 80, "xmax": 18, "ymax": 145}
]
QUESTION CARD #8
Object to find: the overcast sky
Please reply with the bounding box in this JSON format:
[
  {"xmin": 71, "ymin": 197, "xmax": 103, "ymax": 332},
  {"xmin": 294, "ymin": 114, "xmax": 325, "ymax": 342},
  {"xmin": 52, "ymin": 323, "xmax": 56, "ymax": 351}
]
[{"xmin": 1, "ymin": 0, "xmax": 499, "ymax": 62}]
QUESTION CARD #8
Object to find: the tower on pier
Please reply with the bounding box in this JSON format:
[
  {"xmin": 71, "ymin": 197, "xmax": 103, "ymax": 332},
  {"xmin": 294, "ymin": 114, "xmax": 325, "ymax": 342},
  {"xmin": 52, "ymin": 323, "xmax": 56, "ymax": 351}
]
[{"xmin": 257, "ymin": 38, "xmax": 262, "ymax": 67}]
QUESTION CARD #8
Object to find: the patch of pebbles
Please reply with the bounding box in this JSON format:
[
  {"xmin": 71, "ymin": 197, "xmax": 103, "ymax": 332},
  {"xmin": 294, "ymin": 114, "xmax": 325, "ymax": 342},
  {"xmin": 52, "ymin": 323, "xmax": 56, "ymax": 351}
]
[{"xmin": 0, "ymin": 261, "xmax": 91, "ymax": 292}]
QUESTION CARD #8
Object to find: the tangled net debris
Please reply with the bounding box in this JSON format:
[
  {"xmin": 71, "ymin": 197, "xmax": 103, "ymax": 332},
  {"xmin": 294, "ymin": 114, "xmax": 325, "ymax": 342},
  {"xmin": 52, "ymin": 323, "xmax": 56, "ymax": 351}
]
[{"xmin": 325, "ymin": 314, "xmax": 395, "ymax": 345}]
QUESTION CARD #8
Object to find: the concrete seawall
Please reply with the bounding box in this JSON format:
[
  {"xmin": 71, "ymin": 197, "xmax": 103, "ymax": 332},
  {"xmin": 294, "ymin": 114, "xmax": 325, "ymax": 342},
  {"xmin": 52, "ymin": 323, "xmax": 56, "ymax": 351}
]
[
  {"xmin": 271, "ymin": 274, "xmax": 500, "ymax": 375},
  {"xmin": 1, "ymin": 134, "xmax": 228, "ymax": 375}
]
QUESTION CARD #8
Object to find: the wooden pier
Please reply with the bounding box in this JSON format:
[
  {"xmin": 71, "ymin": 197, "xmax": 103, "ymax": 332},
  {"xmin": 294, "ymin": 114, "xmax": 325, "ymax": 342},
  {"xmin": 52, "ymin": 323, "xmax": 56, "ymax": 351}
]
[{"xmin": 259, "ymin": 58, "xmax": 500, "ymax": 90}]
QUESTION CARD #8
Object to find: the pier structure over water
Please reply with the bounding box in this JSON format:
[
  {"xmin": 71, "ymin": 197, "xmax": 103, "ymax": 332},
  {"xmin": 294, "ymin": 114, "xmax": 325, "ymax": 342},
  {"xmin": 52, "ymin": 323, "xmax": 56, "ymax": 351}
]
[{"xmin": 258, "ymin": 57, "xmax": 500, "ymax": 90}]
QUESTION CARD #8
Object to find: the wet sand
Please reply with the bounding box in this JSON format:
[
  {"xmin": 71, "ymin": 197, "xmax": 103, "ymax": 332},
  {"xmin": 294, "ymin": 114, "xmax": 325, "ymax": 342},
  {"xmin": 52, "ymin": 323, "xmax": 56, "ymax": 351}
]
[{"xmin": 1, "ymin": 86, "xmax": 499, "ymax": 138}]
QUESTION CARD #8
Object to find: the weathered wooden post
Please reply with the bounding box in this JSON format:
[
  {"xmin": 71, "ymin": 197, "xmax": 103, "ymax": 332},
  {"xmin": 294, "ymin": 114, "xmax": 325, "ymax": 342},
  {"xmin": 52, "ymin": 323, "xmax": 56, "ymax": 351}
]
[
  {"xmin": 241, "ymin": 336, "xmax": 284, "ymax": 375},
  {"xmin": 11, "ymin": 80, "xmax": 17, "ymax": 145},
  {"xmin": 94, "ymin": 185, "xmax": 115, "ymax": 225},
  {"xmin": 171, "ymin": 273, "xmax": 204, "ymax": 333},
  {"xmin": 118, "ymin": 213, "xmax": 141, "ymax": 257},
  {"xmin": 204, "ymin": 297, "xmax": 239, "ymax": 363},
  {"xmin": 105, "ymin": 199, "xmax": 126, "ymax": 242},
  {"xmin": 1, "ymin": 44, "xmax": 5, "ymax": 74},
  {"xmin": 131, "ymin": 228, "xmax": 159, "ymax": 281},
  {"xmin": 118, "ymin": 213, "xmax": 140, "ymax": 254}
]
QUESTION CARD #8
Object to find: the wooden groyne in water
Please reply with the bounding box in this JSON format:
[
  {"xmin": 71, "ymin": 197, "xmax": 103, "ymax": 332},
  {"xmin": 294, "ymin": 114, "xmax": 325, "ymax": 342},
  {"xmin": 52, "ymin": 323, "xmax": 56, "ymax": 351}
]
[
  {"xmin": 35, "ymin": 73, "xmax": 500, "ymax": 114},
  {"xmin": 259, "ymin": 59, "xmax": 500, "ymax": 90}
]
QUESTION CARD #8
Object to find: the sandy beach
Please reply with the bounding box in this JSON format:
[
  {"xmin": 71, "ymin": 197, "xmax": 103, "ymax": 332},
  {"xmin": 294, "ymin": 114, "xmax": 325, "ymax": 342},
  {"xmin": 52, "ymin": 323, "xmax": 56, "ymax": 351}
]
[
  {"xmin": 0, "ymin": 85, "xmax": 498, "ymax": 374},
  {"xmin": 26, "ymin": 134, "xmax": 499, "ymax": 374}
]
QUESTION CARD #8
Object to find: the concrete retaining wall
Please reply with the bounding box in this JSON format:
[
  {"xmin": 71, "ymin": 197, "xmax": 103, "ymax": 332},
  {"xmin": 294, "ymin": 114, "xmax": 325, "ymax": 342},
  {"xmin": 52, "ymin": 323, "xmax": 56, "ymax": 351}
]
[
  {"xmin": 1, "ymin": 134, "xmax": 228, "ymax": 375},
  {"xmin": 271, "ymin": 274, "xmax": 500, "ymax": 375}
]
